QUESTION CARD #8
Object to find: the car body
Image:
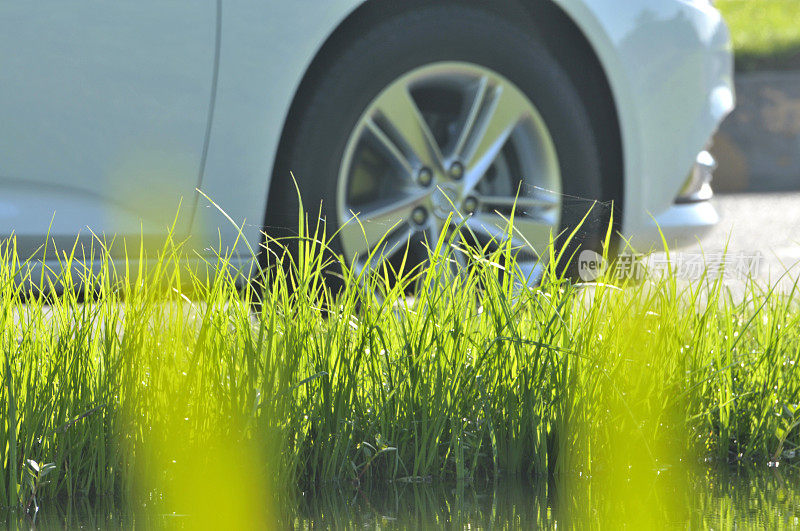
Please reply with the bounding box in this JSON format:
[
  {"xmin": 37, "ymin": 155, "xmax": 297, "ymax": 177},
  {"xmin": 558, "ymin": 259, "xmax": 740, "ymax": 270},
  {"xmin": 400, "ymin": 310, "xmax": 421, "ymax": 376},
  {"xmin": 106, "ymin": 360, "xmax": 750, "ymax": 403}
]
[{"xmin": 0, "ymin": 0, "xmax": 733, "ymax": 273}]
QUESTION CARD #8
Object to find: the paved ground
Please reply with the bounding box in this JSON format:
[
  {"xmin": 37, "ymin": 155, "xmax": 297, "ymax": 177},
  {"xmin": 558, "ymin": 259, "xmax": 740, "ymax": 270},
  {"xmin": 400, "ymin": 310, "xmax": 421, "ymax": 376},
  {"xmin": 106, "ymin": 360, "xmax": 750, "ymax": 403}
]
[{"xmin": 679, "ymin": 191, "xmax": 800, "ymax": 285}]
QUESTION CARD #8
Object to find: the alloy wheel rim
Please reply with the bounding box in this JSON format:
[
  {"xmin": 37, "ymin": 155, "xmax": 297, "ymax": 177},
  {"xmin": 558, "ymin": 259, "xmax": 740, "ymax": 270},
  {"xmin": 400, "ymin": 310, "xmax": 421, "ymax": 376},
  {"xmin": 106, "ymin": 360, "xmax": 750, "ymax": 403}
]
[{"xmin": 336, "ymin": 61, "xmax": 562, "ymax": 284}]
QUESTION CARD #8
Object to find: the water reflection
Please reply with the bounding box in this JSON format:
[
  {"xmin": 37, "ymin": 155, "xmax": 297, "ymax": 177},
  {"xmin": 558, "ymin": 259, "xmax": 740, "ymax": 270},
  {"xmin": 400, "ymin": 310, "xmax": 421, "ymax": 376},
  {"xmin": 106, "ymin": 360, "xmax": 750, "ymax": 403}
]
[
  {"xmin": 5, "ymin": 467, "xmax": 799, "ymax": 528},
  {"xmin": 296, "ymin": 468, "xmax": 800, "ymax": 529}
]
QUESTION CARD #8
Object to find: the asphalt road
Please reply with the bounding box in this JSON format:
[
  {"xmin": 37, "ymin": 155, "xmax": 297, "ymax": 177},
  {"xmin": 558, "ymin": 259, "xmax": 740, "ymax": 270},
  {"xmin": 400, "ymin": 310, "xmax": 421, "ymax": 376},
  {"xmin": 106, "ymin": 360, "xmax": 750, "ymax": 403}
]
[{"xmin": 680, "ymin": 191, "xmax": 800, "ymax": 285}]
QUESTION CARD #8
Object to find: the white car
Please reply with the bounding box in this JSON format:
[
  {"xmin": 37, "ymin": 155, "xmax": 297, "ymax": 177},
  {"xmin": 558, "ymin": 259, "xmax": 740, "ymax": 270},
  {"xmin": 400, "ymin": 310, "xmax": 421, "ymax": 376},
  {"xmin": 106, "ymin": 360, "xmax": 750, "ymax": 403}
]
[{"xmin": 0, "ymin": 0, "xmax": 733, "ymax": 279}]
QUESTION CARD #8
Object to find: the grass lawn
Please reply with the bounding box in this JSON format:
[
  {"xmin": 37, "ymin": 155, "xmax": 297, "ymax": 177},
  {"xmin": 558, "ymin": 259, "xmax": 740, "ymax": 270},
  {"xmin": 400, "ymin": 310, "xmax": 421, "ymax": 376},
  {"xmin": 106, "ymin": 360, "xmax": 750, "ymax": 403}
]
[
  {"xmin": 717, "ymin": 0, "xmax": 800, "ymax": 71},
  {"xmin": 1, "ymin": 218, "xmax": 800, "ymax": 525}
]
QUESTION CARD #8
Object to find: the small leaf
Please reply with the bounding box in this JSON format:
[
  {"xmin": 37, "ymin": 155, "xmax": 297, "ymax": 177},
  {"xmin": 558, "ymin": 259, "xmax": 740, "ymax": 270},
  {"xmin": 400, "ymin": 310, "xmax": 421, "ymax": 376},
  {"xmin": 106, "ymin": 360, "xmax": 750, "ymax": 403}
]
[{"xmin": 26, "ymin": 459, "xmax": 39, "ymax": 473}]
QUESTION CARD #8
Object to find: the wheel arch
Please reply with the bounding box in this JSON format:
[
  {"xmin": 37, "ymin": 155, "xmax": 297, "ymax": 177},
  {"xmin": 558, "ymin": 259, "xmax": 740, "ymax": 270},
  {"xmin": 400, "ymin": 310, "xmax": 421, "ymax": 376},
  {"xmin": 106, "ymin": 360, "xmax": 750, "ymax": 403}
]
[
  {"xmin": 266, "ymin": 0, "xmax": 625, "ymax": 239},
  {"xmin": 519, "ymin": 1, "xmax": 625, "ymax": 237}
]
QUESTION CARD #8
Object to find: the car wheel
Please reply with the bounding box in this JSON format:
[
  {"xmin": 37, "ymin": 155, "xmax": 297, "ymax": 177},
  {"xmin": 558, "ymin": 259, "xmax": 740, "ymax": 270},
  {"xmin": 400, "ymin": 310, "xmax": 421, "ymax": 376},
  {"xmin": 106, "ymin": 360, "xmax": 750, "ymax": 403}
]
[{"xmin": 266, "ymin": 3, "xmax": 606, "ymax": 290}]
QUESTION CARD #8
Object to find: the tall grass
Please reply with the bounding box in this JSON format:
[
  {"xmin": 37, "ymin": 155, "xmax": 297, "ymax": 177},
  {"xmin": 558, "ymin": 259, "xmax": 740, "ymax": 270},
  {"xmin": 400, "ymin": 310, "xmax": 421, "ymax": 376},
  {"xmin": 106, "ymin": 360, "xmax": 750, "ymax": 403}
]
[{"xmin": 0, "ymin": 211, "xmax": 799, "ymax": 522}]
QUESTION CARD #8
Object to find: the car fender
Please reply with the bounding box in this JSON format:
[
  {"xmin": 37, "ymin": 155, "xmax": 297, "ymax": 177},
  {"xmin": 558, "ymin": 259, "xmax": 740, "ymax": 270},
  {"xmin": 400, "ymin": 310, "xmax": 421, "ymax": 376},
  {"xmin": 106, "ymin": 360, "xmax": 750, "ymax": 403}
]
[{"xmin": 193, "ymin": 0, "xmax": 368, "ymax": 258}]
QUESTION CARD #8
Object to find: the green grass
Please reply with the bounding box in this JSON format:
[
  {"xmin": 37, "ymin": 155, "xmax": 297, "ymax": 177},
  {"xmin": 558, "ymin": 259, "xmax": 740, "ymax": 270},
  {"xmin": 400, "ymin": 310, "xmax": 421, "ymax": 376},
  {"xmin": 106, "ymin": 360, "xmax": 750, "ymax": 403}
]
[
  {"xmin": 0, "ymin": 212, "xmax": 799, "ymax": 525},
  {"xmin": 717, "ymin": 0, "xmax": 800, "ymax": 71}
]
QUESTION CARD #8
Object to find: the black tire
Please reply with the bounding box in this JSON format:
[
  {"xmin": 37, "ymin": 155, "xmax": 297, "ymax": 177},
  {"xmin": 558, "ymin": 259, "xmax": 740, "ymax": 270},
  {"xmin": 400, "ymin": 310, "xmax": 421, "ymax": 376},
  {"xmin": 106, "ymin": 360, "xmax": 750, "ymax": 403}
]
[{"xmin": 265, "ymin": 2, "xmax": 607, "ymax": 287}]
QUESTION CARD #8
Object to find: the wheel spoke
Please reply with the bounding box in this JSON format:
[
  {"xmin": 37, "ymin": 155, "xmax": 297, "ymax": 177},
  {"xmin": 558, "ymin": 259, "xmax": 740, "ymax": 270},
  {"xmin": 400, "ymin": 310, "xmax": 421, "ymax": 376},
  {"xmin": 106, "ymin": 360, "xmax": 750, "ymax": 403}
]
[
  {"xmin": 364, "ymin": 118, "xmax": 415, "ymax": 177},
  {"xmin": 372, "ymin": 83, "xmax": 444, "ymax": 171},
  {"xmin": 513, "ymin": 258, "xmax": 546, "ymax": 286},
  {"xmin": 465, "ymin": 212, "xmax": 554, "ymax": 254},
  {"xmin": 451, "ymin": 76, "xmax": 490, "ymax": 159},
  {"xmin": 476, "ymin": 192, "xmax": 560, "ymax": 213},
  {"xmin": 339, "ymin": 192, "xmax": 427, "ymax": 259},
  {"xmin": 423, "ymin": 225, "xmax": 467, "ymax": 284},
  {"xmin": 459, "ymin": 83, "xmax": 530, "ymax": 192},
  {"xmin": 352, "ymin": 225, "xmax": 415, "ymax": 277}
]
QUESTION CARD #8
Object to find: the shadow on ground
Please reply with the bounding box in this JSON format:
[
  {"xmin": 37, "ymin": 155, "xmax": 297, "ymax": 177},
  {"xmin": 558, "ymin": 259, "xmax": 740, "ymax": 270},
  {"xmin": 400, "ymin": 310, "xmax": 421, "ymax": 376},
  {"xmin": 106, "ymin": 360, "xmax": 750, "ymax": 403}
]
[{"xmin": 712, "ymin": 70, "xmax": 800, "ymax": 194}]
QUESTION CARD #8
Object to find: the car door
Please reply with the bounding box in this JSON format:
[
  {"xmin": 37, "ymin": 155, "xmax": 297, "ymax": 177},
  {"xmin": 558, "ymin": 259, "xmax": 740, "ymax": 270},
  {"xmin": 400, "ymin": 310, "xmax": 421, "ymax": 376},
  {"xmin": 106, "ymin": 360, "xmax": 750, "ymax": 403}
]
[{"xmin": 0, "ymin": 1, "xmax": 217, "ymax": 259}]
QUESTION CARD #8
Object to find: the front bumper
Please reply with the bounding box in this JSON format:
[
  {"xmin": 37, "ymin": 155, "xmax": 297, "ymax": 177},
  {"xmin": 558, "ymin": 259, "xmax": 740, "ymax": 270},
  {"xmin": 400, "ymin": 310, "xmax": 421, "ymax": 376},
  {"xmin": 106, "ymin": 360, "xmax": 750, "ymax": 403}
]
[
  {"xmin": 625, "ymin": 150, "xmax": 721, "ymax": 251},
  {"xmin": 560, "ymin": 0, "xmax": 734, "ymax": 252},
  {"xmin": 629, "ymin": 200, "xmax": 720, "ymax": 252}
]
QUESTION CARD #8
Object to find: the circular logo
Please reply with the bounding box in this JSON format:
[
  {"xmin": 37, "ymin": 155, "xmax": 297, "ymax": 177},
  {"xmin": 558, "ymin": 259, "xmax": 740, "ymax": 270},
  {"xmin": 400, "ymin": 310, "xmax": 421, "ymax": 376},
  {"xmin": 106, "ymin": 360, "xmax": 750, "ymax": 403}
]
[
  {"xmin": 578, "ymin": 250, "xmax": 607, "ymax": 281},
  {"xmin": 431, "ymin": 183, "xmax": 462, "ymax": 219}
]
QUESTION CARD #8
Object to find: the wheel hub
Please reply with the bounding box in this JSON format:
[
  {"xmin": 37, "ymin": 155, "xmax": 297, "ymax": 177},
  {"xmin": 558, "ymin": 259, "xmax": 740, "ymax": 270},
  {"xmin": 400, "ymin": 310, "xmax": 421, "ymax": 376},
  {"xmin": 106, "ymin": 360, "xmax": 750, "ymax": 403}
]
[{"xmin": 430, "ymin": 181, "xmax": 462, "ymax": 220}]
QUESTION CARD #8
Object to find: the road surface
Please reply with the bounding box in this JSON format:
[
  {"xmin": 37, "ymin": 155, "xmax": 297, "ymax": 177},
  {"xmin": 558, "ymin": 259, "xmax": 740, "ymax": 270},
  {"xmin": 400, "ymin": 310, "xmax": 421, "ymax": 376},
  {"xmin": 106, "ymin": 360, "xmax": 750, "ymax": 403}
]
[{"xmin": 676, "ymin": 191, "xmax": 800, "ymax": 286}]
